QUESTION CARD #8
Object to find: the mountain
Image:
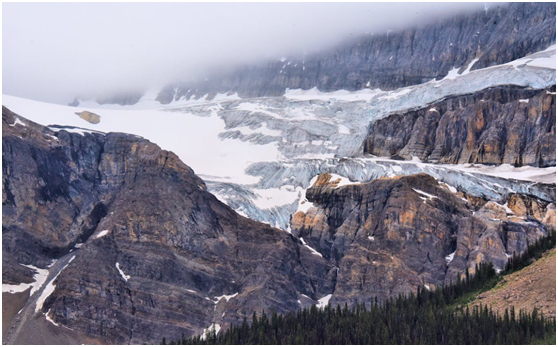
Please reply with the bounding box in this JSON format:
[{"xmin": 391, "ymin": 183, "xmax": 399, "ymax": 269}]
[
  {"xmin": 3, "ymin": 2, "xmax": 556, "ymax": 344},
  {"xmin": 154, "ymin": 2, "xmax": 555, "ymax": 104},
  {"xmin": 291, "ymin": 172, "xmax": 552, "ymax": 306},
  {"xmin": 2, "ymin": 106, "xmax": 555, "ymax": 343},
  {"xmin": 365, "ymin": 85, "xmax": 556, "ymax": 167},
  {"xmin": 2, "ymin": 107, "xmax": 333, "ymax": 344}
]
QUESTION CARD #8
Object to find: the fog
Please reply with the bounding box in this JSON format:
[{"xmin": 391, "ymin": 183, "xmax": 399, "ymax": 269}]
[{"xmin": 3, "ymin": 2, "xmax": 488, "ymax": 104}]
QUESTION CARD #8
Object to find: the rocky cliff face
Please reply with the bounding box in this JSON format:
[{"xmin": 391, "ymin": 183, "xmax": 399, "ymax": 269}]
[
  {"xmin": 2, "ymin": 107, "xmax": 334, "ymax": 344},
  {"xmin": 2, "ymin": 107, "xmax": 554, "ymax": 343},
  {"xmin": 157, "ymin": 2, "xmax": 555, "ymax": 103},
  {"xmin": 291, "ymin": 173, "xmax": 551, "ymax": 307},
  {"xmin": 365, "ymin": 85, "xmax": 556, "ymax": 167}
]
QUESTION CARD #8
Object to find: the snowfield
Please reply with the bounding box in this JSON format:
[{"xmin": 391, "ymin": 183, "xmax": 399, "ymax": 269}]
[{"xmin": 2, "ymin": 45, "xmax": 555, "ymax": 231}]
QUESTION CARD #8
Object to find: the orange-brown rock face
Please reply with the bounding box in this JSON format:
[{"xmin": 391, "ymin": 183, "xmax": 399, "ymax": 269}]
[
  {"xmin": 291, "ymin": 173, "xmax": 549, "ymax": 307},
  {"xmin": 506, "ymin": 193, "xmax": 549, "ymax": 222},
  {"xmin": 365, "ymin": 85, "xmax": 556, "ymax": 167}
]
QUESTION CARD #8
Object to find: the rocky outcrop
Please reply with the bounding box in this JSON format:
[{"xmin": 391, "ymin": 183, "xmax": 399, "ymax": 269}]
[
  {"xmin": 364, "ymin": 85, "xmax": 556, "ymax": 167},
  {"xmin": 2, "ymin": 107, "xmax": 334, "ymax": 344},
  {"xmin": 74, "ymin": 111, "xmax": 101, "ymax": 124},
  {"xmin": 506, "ymin": 194, "xmax": 556, "ymax": 229},
  {"xmin": 2, "ymin": 107, "xmax": 554, "ymax": 344},
  {"xmin": 95, "ymin": 91, "xmax": 143, "ymax": 106},
  {"xmin": 69, "ymin": 91, "xmax": 143, "ymax": 107},
  {"xmin": 157, "ymin": 2, "xmax": 555, "ymax": 102},
  {"xmin": 291, "ymin": 173, "xmax": 549, "ymax": 306}
]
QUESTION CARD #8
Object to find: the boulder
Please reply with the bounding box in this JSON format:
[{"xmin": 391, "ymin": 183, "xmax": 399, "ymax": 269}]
[{"xmin": 74, "ymin": 110, "xmax": 101, "ymax": 124}]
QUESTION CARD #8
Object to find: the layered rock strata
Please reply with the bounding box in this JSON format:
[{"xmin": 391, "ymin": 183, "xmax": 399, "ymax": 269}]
[
  {"xmin": 2, "ymin": 108, "xmax": 554, "ymax": 343},
  {"xmin": 2, "ymin": 107, "xmax": 333, "ymax": 343},
  {"xmin": 365, "ymin": 85, "xmax": 556, "ymax": 167},
  {"xmin": 291, "ymin": 173, "xmax": 550, "ymax": 307}
]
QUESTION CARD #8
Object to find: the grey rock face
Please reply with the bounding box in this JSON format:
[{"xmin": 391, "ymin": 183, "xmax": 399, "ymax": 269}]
[
  {"xmin": 157, "ymin": 2, "xmax": 555, "ymax": 103},
  {"xmin": 2, "ymin": 107, "xmax": 333, "ymax": 344},
  {"xmin": 365, "ymin": 85, "xmax": 556, "ymax": 167}
]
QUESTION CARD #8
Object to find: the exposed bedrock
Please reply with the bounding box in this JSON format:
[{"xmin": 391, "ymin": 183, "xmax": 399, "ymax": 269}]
[
  {"xmin": 365, "ymin": 85, "xmax": 556, "ymax": 167},
  {"xmin": 291, "ymin": 173, "xmax": 550, "ymax": 307},
  {"xmin": 2, "ymin": 107, "xmax": 333, "ymax": 343}
]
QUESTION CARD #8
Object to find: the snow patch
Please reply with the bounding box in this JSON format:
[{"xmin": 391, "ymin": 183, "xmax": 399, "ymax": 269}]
[
  {"xmin": 9, "ymin": 116, "xmax": 27, "ymax": 127},
  {"xmin": 316, "ymin": 294, "xmax": 332, "ymax": 309},
  {"xmin": 2, "ymin": 282, "xmax": 33, "ymax": 294},
  {"xmin": 45, "ymin": 309, "xmax": 59, "ymax": 326},
  {"xmin": 115, "ymin": 262, "xmax": 131, "ymax": 282},
  {"xmin": 445, "ymin": 251, "xmax": 456, "ymax": 264},
  {"xmin": 444, "ymin": 67, "xmax": 461, "ymax": 80},
  {"xmin": 2, "ymin": 263, "xmax": 51, "ymax": 295},
  {"xmin": 462, "ymin": 58, "xmax": 480, "ymax": 75},
  {"xmin": 327, "ymin": 174, "xmax": 354, "ymax": 188},
  {"xmin": 300, "ymin": 238, "xmax": 323, "ymax": 257},
  {"xmin": 214, "ymin": 293, "xmax": 238, "ymax": 303},
  {"xmin": 519, "ymin": 99, "xmax": 529, "ymax": 103},
  {"xmin": 94, "ymin": 229, "xmax": 110, "ymax": 239},
  {"xmin": 297, "ymin": 198, "xmax": 315, "ymax": 214},
  {"xmin": 35, "ymin": 256, "xmax": 75, "ymax": 313},
  {"xmin": 412, "ymin": 188, "xmax": 438, "ymax": 203},
  {"xmin": 439, "ymin": 182, "xmax": 458, "ymax": 193}
]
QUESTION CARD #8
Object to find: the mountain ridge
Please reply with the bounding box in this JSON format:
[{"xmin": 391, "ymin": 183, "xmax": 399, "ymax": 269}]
[
  {"xmin": 154, "ymin": 2, "xmax": 555, "ymax": 104},
  {"xmin": 3, "ymin": 107, "xmax": 554, "ymax": 343}
]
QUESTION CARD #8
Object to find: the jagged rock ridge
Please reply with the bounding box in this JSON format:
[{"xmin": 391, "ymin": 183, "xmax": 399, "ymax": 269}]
[{"xmin": 365, "ymin": 85, "xmax": 556, "ymax": 167}]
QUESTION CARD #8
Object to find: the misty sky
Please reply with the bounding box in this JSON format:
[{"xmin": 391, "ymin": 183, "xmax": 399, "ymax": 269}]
[{"xmin": 3, "ymin": 2, "xmax": 487, "ymax": 104}]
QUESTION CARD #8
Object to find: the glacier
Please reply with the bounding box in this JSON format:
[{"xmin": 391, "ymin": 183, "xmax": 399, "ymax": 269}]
[{"xmin": 2, "ymin": 45, "xmax": 556, "ymax": 231}]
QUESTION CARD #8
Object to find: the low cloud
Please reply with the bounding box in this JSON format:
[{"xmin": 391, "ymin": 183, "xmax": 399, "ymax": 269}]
[{"xmin": 3, "ymin": 2, "xmax": 488, "ymax": 104}]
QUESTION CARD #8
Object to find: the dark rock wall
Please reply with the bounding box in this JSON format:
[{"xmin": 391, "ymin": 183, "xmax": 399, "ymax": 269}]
[
  {"xmin": 157, "ymin": 2, "xmax": 555, "ymax": 103},
  {"xmin": 2, "ymin": 107, "xmax": 333, "ymax": 344},
  {"xmin": 364, "ymin": 85, "xmax": 556, "ymax": 167}
]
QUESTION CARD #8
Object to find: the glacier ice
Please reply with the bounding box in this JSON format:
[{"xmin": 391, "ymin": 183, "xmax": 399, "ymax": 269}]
[{"xmin": 2, "ymin": 45, "xmax": 556, "ymax": 232}]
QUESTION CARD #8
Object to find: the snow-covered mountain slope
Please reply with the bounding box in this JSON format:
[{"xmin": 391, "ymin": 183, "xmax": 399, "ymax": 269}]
[{"xmin": 3, "ymin": 45, "xmax": 556, "ymax": 230}]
